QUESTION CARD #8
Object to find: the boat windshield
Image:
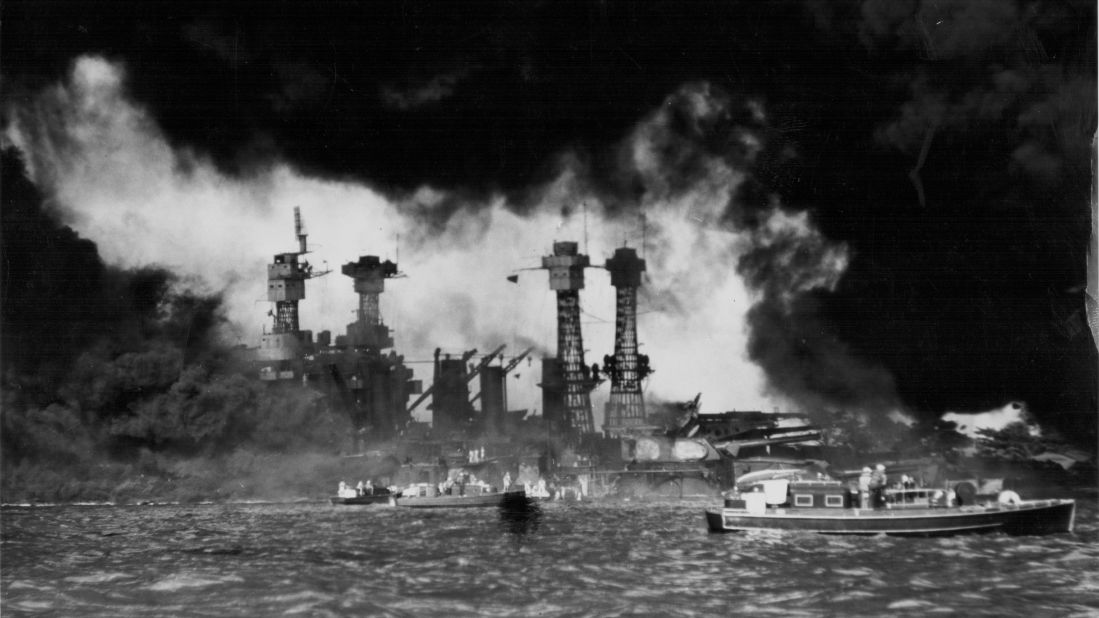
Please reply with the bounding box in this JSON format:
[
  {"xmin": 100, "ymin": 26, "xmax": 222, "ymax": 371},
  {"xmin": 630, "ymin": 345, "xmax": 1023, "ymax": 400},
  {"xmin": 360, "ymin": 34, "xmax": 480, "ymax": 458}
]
[{"xmin": 886, "ymin": 487, "xmax": 939, "ymax": 508}]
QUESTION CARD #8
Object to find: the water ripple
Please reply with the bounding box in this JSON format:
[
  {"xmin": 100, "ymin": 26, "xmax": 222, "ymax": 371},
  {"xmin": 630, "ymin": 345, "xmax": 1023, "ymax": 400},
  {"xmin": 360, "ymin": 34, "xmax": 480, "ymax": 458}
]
[{"xmin": 2, "ymin": 495, "xmax": 1097, "ymax": 617}]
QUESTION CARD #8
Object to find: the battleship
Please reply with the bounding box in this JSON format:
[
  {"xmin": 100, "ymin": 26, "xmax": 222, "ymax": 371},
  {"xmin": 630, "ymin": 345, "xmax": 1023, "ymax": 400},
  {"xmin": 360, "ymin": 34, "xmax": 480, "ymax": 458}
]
[{"xmin": 244, "ymin": 209, "xmax": 840, "ymax": 500}]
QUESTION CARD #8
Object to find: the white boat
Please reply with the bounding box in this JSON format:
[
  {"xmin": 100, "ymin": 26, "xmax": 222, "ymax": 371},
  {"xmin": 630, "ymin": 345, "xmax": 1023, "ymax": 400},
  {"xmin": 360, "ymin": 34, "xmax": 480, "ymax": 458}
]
[{"xmin": 705, "ymin": 480, "xmax": 1076, "ymax": 537}]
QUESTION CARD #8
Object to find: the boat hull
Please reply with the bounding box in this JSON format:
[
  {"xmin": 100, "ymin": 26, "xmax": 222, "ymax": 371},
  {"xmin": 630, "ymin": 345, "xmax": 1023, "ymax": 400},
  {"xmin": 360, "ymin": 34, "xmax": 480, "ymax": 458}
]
[
  {"xmin": 393, "ymin": 490, "xmax": 524, "ymax": 508},
  {"xmin": 705, "ymin": 499, "xmax": 1075, "ymax": 537},
  {"xmin": 329, "ymin": 493, "xmax": 393, "ymax": 505}
]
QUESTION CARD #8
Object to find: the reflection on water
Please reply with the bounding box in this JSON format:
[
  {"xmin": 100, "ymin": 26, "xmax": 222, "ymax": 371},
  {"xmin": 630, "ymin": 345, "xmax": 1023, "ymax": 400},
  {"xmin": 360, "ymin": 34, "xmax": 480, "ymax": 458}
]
[
  {"xmin": 2, "ymin": 491, "xmax": 1096, "ymax": 617},
  {"xmin": 498, "ymin": 493, "xmax": 542, "ymax": 538}
]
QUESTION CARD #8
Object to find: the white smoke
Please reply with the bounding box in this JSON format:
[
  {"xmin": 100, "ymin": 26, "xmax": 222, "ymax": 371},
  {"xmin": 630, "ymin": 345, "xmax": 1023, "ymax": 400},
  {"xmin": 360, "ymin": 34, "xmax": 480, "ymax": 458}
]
[
  {"xmin": 942, "ymin": 402, "xmax": 1040, "ymax": 439},
  {"xmin": 5, "ymin": 56, "xmax": 855, "ymax": 423}
]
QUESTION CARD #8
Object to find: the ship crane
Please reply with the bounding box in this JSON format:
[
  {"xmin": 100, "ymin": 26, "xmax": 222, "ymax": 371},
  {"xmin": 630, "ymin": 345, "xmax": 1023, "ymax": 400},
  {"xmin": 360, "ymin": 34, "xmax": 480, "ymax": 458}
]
[
  {"xmin": 292, "ymin": 206, "xmax": 332, "ymax": 279},
  {"xmin": 405, "ymin": 345, "xmax": 506, "ymax": 414},
  {"xmin": 469, "ymin": 347, "xmax": 534, "ymax": 405}
]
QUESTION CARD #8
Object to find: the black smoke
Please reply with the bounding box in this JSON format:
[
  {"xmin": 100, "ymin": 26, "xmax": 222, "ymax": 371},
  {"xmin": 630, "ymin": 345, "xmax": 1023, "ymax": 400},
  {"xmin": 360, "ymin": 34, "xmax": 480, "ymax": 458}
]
[
  {"xmin": 3, "ymin": 0, "xmax": 1095, "ymax": 443},
  {"xmin": 1, "ymin": 150, "xmax": 353, "ymax": 502},
  {"xmin": 1, "ymin": 148, "xmax": 236, "ymax": 443},
  {"xmin": 1, "ymin": 149, "xmax": 222, "ymax": 403}
]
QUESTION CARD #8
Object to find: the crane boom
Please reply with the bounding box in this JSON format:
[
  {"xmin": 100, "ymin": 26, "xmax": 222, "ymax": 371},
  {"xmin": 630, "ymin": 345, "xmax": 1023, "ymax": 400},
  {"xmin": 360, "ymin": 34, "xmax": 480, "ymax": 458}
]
[
  {"xmin": 502, "ymin": 347, "xmax": 534, "ymax": 373},
  {"xmin": 294, "ymin": 206, "xmax": 306, "ymax": 253},
  {"xmin": 469, "ymin": 347, "xmax": 533, "ymax": 404},
  {"xmin": 466, "ymin": 345, "xmax": 506, "ymax": 383},
  {"xmin": 405, "ymin": 345, "xmax": 507, "ymax": 414}
]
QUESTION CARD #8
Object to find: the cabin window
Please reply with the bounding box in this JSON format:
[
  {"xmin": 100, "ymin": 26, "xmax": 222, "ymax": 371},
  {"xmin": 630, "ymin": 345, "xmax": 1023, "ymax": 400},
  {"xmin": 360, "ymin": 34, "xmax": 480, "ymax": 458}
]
[
  {"xmin": 825, "ymin": 495, "xmax": 844, "ymax": 508},
  {"xmin": 794, "ymin": 494, "xmax": 814, "ymax": 507}
]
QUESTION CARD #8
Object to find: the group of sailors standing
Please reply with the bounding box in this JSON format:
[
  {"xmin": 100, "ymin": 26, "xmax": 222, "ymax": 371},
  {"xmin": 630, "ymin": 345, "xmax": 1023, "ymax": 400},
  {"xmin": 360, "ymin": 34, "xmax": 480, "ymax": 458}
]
[
  {"xmin": 856, "ymin": 464, "xmax": 890, "ymax": 509},
  {"xmin": 336, "ymin": 480, "xmax": 376, "ymax": 499},
  {"xmin": 853, "ymin": 464, "xmax": 1023, "ymax": 509},
  {"xmin": 856, "ymin": 464, "xmax": 919, "ymax": 509}
]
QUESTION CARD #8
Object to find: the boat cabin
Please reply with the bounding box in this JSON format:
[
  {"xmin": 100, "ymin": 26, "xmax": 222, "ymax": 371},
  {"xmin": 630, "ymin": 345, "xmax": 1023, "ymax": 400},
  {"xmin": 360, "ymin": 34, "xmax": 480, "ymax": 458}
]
[
  {"xmin": 400, "ymin": 480, "xmax": 499, "ymax": 498},
  {"xmin": 788, "ymin": 480, "xmax": 850, "ymax": 508},
  {"xmin": 726, "ymin": 479, "xmax": 852, "ymax": 510},
  {"xmin": 727, "ymin": 478, "xmax": 963, "ymax": 512}
]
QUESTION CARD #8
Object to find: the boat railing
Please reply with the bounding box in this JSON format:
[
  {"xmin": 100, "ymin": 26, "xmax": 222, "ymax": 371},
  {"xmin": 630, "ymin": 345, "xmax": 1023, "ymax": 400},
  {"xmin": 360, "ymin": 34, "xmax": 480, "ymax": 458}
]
[
  {"xmin": 999, "ymin": 498, "xmax": 1067, "ymax": 509},
  {"xmin": 885, "ymin": 487, "xmax": 936, "ymax": 509}
]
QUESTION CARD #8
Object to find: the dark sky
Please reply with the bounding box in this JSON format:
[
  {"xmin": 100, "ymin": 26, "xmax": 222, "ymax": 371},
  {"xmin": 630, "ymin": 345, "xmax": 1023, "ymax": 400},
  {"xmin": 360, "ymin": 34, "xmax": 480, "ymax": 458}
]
[{"xmin": 3, "ymin": 0, "xmax": 1096, "ymax": 439}]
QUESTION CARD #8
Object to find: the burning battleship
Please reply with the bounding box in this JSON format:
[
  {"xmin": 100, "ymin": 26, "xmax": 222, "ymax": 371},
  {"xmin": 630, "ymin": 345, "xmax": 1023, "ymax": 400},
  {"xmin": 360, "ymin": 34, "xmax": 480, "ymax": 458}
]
[
  {"xmin": 247, "ymin": 209, "xmax": 825, "ymax": 498},
  {"xmin": 251, "ymin": 207, "xmax": 419, "ymax": 449}
]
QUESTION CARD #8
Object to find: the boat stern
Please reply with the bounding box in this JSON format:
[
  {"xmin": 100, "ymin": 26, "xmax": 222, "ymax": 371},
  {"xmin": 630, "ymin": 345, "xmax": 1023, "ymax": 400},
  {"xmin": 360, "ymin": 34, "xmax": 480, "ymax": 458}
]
[{"xmin": 705, "ymin": 508, "xmax": 731, "ymax": 533}]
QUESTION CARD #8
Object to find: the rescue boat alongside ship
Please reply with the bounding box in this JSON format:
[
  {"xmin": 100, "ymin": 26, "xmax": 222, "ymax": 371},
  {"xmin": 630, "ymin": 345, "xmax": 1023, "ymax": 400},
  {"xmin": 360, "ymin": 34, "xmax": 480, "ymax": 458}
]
[
  {"xmin": 704, "ymin": 479, "xmax": 1076, "ymax": 536},
  {"xmin": 390, "ymin": 483, "xmax": 524, "ymax": 508},
  {"xmin": 329, "ymin": 487, "xmax": 395, "ymax": 505}
]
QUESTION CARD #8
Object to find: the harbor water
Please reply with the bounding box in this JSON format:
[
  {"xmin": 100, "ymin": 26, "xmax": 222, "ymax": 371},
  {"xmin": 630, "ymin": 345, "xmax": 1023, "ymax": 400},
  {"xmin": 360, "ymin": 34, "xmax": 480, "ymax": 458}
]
[{"xmin": 3, "ymin": 491, "xmax": 1097, "ymax": 617}]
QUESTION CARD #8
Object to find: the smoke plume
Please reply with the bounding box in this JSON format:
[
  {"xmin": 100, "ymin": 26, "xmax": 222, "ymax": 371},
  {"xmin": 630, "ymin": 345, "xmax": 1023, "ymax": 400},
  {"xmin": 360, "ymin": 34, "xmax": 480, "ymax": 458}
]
[{"xmin": 3, "ymin": 0, "xmax": 1095, "ymax": 445}]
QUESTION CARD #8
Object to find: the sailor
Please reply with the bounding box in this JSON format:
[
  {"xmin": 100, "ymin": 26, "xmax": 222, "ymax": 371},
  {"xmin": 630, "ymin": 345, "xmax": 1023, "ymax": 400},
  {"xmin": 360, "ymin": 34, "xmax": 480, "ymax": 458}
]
[
  {"xmin": 356, "ymin": 480, "xmax": 365, "ymax": 496},
  {"xmin": 503, "ymin": 472, "xmax": 512, "ymax": 492},
  {"xmin": 858, "ymin": 467, "xmax": 872, "ymax": 509},
  {"xmin": 869, "ymin": 464, "xmax": 887, "ymax": 509},
  {"xmin": 997, "ymin": 489, "xmax": 1022, "ymax": 505},
  {"xmin": 365, "ymin": 479, "xmax": 373, "ymax": 495}
]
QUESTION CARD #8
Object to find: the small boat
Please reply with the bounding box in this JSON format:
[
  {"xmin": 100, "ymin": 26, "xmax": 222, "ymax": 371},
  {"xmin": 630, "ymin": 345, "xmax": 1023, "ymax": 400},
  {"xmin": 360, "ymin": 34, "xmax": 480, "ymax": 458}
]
[
  {"xmin": 329, "ymin": 490, "xmax": 395, "ymax": 506},
  {"xmin": 329, "ymin": 482, "xmax": 395, "ymax": 505},
  {"xmin": 391, "ymin": 482, "xmax": 523, "ymax": 508},
  {"xmin": 704, "ymin": 480, "xmax": 1076, "ymax": 537}
]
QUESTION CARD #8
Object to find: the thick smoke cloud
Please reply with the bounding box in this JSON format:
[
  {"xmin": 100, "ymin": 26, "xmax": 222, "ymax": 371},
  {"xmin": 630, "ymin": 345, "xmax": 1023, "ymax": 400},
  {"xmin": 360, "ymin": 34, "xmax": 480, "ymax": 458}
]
[
  {"xmin": 4, "ymin": 60, "xmax": 787, "ymax": 425},
  {"xmin": 2, "ymin": 147, "xmax": 360, "ymax": 503},
  {"xmin": 1, "ymin": 148, "xmax": 225, "ymax": 403},
  {"xmin": 3, "ymin": 0, "xmax": 1096, "ymax": 444},
  {"xmin": 617, "ymin": 84, "xmax": 897, "ymax": 418}
]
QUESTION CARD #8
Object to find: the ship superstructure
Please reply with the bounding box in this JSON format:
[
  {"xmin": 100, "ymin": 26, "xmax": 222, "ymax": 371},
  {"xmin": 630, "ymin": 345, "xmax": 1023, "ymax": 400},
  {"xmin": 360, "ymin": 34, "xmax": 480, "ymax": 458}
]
[
  {"xmin": 315, "ymin": 254, "xmax": 418, "ymax": 442},
  {"xmin": 247, "ymin": 209, "xmax": 821, "ymax": 497},
  {"xmin": 342, "ymin": 255, "xmax": 399, "ymax": 349},
  {"xmin": 256, "ymin": 207, "xmax": 328, "ymax": 381}
]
